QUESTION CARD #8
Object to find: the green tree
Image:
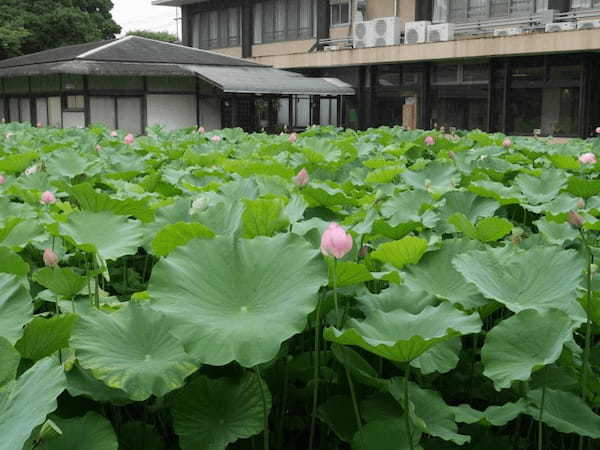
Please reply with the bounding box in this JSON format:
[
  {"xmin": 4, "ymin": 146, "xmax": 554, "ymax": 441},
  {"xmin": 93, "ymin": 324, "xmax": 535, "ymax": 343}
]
[
  {"xmin": 127, "ymin": 30, "xmax": 178, "ymax": 43},
  {"xmin": 0, "ymin": 0, "xmax": 121, "ymax": 60}
]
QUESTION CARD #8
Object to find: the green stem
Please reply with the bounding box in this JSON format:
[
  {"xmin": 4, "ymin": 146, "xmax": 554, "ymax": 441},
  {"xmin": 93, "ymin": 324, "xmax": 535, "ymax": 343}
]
[
  {"xmin": 578, "ymin": 233, "xmax": 593, "ymax": 450},
  {"xmin": 404, "ymin": 366, "xmax": 415, "ymax": 450},
  {"xmin": 345, "ymin": 367, "xmax": 364, "ymax": 445},
  {"xmin": 308, "ymin": 298, "xmax": 321, "ymax": 450},
  {"xmin": 255, "ymin": 367, "xmax": 269, "ymax": 450},
  {"xmin": 333, "ymin": 258, "xmax": 340, "ymax": 328},
  {"xmin": 538, "ymin": 366, "xmax": 547, "ymax": 450}
]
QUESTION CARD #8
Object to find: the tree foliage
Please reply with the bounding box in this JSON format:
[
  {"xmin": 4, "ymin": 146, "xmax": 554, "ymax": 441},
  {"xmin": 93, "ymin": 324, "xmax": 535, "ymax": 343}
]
[{"xmin": 0, "ymin": 0, "xmax": 121, "ymax": 60}]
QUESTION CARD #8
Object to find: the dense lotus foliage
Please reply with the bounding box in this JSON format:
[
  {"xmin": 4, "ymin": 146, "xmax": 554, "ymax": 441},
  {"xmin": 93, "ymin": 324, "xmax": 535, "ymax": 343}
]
[{"xmin": 1, "ymin": 122, "xmax": 600, "ymax": 450}]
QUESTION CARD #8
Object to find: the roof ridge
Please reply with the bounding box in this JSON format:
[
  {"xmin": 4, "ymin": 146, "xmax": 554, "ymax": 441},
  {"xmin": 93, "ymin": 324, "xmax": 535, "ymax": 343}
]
[{"xmin": 77, "ymin": 35, "xmax": 135, "ymax": 59}]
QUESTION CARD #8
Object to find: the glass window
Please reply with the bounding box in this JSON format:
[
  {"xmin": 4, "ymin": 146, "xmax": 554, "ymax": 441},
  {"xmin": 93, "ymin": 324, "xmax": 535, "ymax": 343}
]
[
  {"xmin": 66, "ymin": 95, "xmax": 85, "ymax": 110},
  {"xmin": 331, "ymin": 0, "xmax": 351, "ymax": 26},
  {"xmin": 299, "ymin": 0, "xmax": 314, "ymax": 37},
  {"xmin": 433, "ymin": 64, "xmax": 460, "ymax": 84},
  {"xmin": 463, "ymin": 64, "xmax": 490, "ymax": 83}
]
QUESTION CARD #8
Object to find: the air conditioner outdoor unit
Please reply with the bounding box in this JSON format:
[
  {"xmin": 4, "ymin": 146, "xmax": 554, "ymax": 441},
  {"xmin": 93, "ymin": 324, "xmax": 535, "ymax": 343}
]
[
  {"xmin": 371, "ymin": 16, "xmax": 402, "ymax": 47},
  {"xmin": 545, "ymin": 22, "xmax": 577, "ymax": 32},
  {"xmin": 577, "ymin": 20, "xmax": 600, "ymax": 30},
  {"xmin": 493, "ymin": 27, "xmax": 524, "ymax": 37},
  {"xmin": 427, "ymin": 23, "xmax": 455, "ymax": 42},
  {"xmin": 353, "ymin": 21, "xmax": 375, "ymax": 48},
  {"xmin": 405, "ymin": 21, "xmax": 431, "ymax": 44}
]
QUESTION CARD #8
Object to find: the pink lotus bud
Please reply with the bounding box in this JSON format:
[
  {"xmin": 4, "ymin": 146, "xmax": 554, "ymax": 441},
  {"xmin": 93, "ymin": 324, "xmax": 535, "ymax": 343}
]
[
  {"xmin": 95, "ymin": 145, "xmax": 102, "ymax": 151},
  {"xmin": 24, "ymin": 165, "xmax": 39, "ymax": 175},
  {"xmin": 110, "ymin": 131, "xmax": 118, "ymax": 137},
  {"xmin": 198, "ymin": 126, "xmax": 206, "ymax": 134},
  {"xmin": 596, "ymin": 127, "xmax": 600, "ymax": 134},
  {"xmin": 43, "ymin": 248, "xmax": 59, "ymax": 267},
  {"xmin": 124, "ymin": 133, "xmax": 135, "ymax": 145},
  {"xmin": 40, "ymin": 191, "xmax": 56, "ymax": 205},
  {"xmin": 293, "ymin": 168, "xmax": 309, "ymax": 187},
  {"xmin": 289, "ymin": 132, "xmax": 298, "ymax": 143},
  {"xmin": 567, "ymin": 210, "xmax": 584, "ymax": 229},
  {"xmin": 424, "ymin": 136, "xmax": 435, "ymax": 146},
  {"xmin": 211, "ymin": 135, "xmax": 222, "ymax": 142},
  {"xmin": 579, "ymin": 152, "xmax": 597, "ymax": 165},
  {"xmin": 502, "ymin": 138, "xmax": 512, "ymax": 148},
  {"xmin": 0, "ymin": 174, "xmax": 5, "ymax": 184},
  {"xmin": 36, "ymin": 122, "xmax": 43, "ymax": 128},
  {"xmin": 320, "ymin": 222, "xmax": 353, "ymax": 259},
  {"xmin": 577, "ymin": 198, "xmax": 586, "ymax": 209}
]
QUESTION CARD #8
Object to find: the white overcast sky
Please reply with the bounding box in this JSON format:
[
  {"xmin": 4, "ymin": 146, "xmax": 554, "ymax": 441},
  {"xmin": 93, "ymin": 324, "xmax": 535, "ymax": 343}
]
[{"xmin": 111, "ymin": 0, "xmax": 181, "ymax": 37}]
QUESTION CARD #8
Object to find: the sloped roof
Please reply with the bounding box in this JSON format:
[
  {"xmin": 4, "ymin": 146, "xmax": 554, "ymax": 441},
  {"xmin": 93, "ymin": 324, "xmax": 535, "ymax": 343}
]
[{"xmin": 0, "ymin": 36, "xmax": 259, "ymax": 70}]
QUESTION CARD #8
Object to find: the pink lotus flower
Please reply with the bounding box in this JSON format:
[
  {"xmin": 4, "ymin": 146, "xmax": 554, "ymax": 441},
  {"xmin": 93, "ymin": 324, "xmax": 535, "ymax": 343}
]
[
  {"xmin": 110, "ymin": 131, "xmax": 118, "ymax": 137},
  {"xmin": 0, "ymin": 174, "xmax": 5, "ymax": 185},
  {"xmin": 211, "ymin": 135, "xmax": 222, "ymax": 142},
  {"xmin": 577, "ymin": 198, "xmax": 586, "ymax": 209},
  {"xmin": 502, "ymin": 138, "xmax": 512, "ymax": 148},
  {"xmin": 320, "ymin": 222, "xmax": 353, "ymax": 259},
  {"xmin": 40, "ymin": 191, "xmax": 56, "ymax": 205},
  {"xmin": 198, "ymin": 126, "xmax": 206, "ymax": 134},
  {"xmin": 95, "ymin": 145, "xmax": 102, "ymax": 151},
  {"xmin": 579, "ymin": 152, "xmax": 597, "ymax": 165},
  {"xmin": 289, "ymin": 132, "xmax": 298, "ymax": 143},
  {"xmin": 36, "ymin": 122, "xmax": 43, "ymax": 128},
  {"xmin": 43, "ymin": 248, "xmax": 59, "ymax": 267},
  {"xmin": 424, "ymin": 136, "xmax": 435, "ymax": 146},
  {"xmin": 567, "ymin": 210, "xmax": 584, "ymax": 229},
  {"xmin": 124, "ymin": 133, "xmax": 135, "ymax": 145},
  {"xmin": 25, "ymin": 165, "xmax": 39, "ymax": 175},
  {"xmin": 293, "ymin": 168, "xmax": 309, "ymax": 187},
  {"xmin": 596, "ymin": 127, "xmax": 600, "ymax": 134}
]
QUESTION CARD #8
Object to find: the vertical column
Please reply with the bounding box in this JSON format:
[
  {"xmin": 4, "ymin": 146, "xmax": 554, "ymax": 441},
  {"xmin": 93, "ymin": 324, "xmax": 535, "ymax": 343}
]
[
  {"xmin": 83, "ymin": 76, "xmax": 90, "ymax": 127},
  {"xmin": 181, "ymin": 6, "xmax": 192, "ymax": 46},
  {"xmin": 242, "ymin": 2, "xmax": 254, "ymax": 58},
  {"xmin": 486, "ymin": 61, "xmax": 494, "ymax": 132},
  {"xmin": 419, "ymin": 63, "xmax": 431, "ymax": 130},
  {"xmin": 316, "ymin": 0, "xmax": 330, "ymax": 41},
  {"xmin": 141, "ymin": 77, "xmax": 148, "ymax": 134},
  {"xmin": 578, "ymin": 54, "xmax": 590, "ymax": 138},
  {"xmin": 501, "ymin": 60, "xmax": 510, "ymax": 134}
]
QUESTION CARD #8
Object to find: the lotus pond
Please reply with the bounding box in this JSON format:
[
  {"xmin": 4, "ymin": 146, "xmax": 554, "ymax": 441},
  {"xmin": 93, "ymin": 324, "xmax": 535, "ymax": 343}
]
[{"xmin": 1, "ymin": 123, "xmax": 600, "ymax": 450}]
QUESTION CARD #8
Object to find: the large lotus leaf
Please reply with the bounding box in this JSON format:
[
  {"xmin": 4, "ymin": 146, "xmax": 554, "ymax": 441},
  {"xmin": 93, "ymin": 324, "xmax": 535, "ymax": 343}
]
[
  {"xmin": 514, "ymin": 170, "xmax": 566, "ymax": 205},
  {"xmin": 468, "ymin": 180, "xmax": 522, "ymax": 205},
  {"xmin": 0, "ymin": 273, "xmax": 33, "ymax": 344},
  {"xmin": 59, "ymin": 211, "xmax": 143, "ymax": 260},
  {"xmin": 66, "ymin": 364, "xmax": 130, "ymax": 404},
  {"xmin": 148, "ymin": 233, "xmax": 327, "ymax": 367},
  {"xmin": 526, "ymin": 388, "xmax": 600, "ymax": 438},
  {"xmin": 16, "ymin": 314, "xmax": 78, "ymax": 361},
  {"xmin": 328, "ymin": 260, "xmax": 374, "ymax": 287},
  {"xmin": 0, "ymin": 151, "xmax": 38, "ymax": 173},
  {"xmin": 45, "ymin": 149, "xmax": 93, "ymax": 178},
  {"xmin": 0, "ymin": 357, "xmax": 66, "ymax": 450},
  {"xmin": 70, "ymin": 302, "xmax": 197, "ymax": 401},
  {"xmin": 453, "ymin": 400, "xmax": 527, "ymax": 426},
  {"xmin": 371, "ymin": 236, "xmax": 428, "ymax": 269},
  {"xmin": 389, "ymin": 380, "xmax": 470, "ymax": 445},
  {"xmin": 317, "ymin": 395, "xmax": 358, "ymax": 442},
  {"xmin": 301, "ymin": 182, "xmax": 353, "ymax": 207},
  {"xmin": 380, "ymin": 190, "xmax": 436, "ymax": 228},
  {"xmin": 0, "ymin": 247, "xmax": 29, "ymax": 276},
  {"xmin": 524, "ymin": 193, "xmax": 579, "ymax": 215},
  {"xmin": 410, "ymin": 337, "xmax": 461, "ymax": 374},
  {"xmin": 172, "ymin": 373, "xmax": 271, "ymax": 450},
  {"xmin": 324, "ymin": 302, "xmax": 481, "ymax": 362},
  {"xmin": 37, "ymin": 412, "xmax": 118, "ymax": 450},
  {"xmin": 453, "ymin": 245, "xmax": 585, "ymax": 319},
  {"xmin": 351, "ymin": 419, "xmax": 422, "ymax": 450},
  {"xmin": 403, "ymin": 239, "xmax": 488, "ymax": 310},
  {"xmin": 566, "ymin": 176, "xmax": 600, "ymax": 199},
  {"xmin": 32, "ymin": 268, "xmax": 87, "ymax": 299},
  {"xmin": 242, "ymin": 198, "xmax": 290, "ymax": 238},
  {"xmin": 0, "ymin": 218, "xmax": 44, "ymax": 250},
  {"xmin": 534, "ymin": 218, "xmax": 579, "ymax": 245},
  {"xmin": 481, "ymin": 309, "xmax": 577, "ymax": 390},
  {"xmin": 357, "ymin": 283, "xmax": 435, "ymax": 315},
  {"xmin": 151, "ymin": 222, "xmax": 214, "ymax": 256},
  {"xmin": 118, "ymin": 421, "xmax": 166, "ymax": 450},
  {"xmin": 449, "ymin": 213, "xmax": 512, "ymax": 242},
  {"xmin": 195, "ymin": 201, "xmax": 244, "ymax": 237},
  {"xmin": 436, "ymin": 191, "xmax": 499, "ymax": 233},
  {"xmin": 0, "ymin": 337, "xmax": 19, "ymax": 387},
  {"xmin": 331, "ymin": 344, "xmax": 385, "ymax": 389},
  {"xmin": 401, "ymin": 161, "xmax": 459, "ymax": 197}
]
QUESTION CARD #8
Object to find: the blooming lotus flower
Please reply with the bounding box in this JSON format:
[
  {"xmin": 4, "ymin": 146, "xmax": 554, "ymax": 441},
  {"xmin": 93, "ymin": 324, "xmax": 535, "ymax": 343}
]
[
  {"xmin": 25, "ymin": 165, "xmax": 39, "ymax": 175},
  {"xmin": 579, "ymin": 152, "xmax": 597, "ymax": 165},
  {"xmin": 0, "ymin": 174, "xmax": 5, "ymax": 185},
  {"xmin": 567, "ymin": 210, "xmax": 584, "ymax": 229},
  {"xmin": 596, "ymin": 127, "xmax": 600, "ymax": 134},
  {"xmin": 502, "ymin": 138, "xmax": 512, "ymax": 148},
  {"xmin": 293, "ymin": 168, "xmax": 309, "ymax": 187},
  {"xmin": 43, "ymin": 248, "xmax": 59, "ymax": 267},
  {"xmin": 577, "ymin": 198, "xmax": 586, "ymax": 209},
  {"xmin": 289, "ymin": 132, "xmax": 298, "ymax": 143},
  {"xmin": 198, "ymin": 126, "xmax": 206, "ymax": 134},
  {"xmin": 189, "ymin": 196, "xmax": 208, "ymax": 215},
  {"xmin": 424, "ymin": 136, "xmax": 435, "ymax": 146},
  {"xmin": 320, "ymin": 222, "xmax": 353, "ymax": 259},
  {"xmin": 40, "ymin": 191, "xmax": 56, "ymax": 205},
  {"xmin": 211, "ymin": 135, "xmax": 222, "ymax": 142},
  {"xmin": 124, "ymin": 133, "xmax": 135, "ymax": 145},
  {"xmin": 110, "ymin": 131, "xmax": 118, "ymax": 137}
]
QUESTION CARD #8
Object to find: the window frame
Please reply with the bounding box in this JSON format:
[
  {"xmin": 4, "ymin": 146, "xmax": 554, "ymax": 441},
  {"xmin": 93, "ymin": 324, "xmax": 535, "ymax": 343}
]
[{"xmin": 330, "ymin": 0, "xmax": 351, "ymax": 27}]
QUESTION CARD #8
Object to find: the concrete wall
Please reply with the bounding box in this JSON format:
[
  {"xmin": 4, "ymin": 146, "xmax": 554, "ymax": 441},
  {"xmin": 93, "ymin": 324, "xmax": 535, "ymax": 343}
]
[{"xmin": 252, "ymin": 39, "xmax": 316, "ymax": 57}]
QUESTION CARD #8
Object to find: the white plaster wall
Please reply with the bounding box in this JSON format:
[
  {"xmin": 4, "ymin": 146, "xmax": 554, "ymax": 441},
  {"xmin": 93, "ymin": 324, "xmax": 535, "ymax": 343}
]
[
  {"xmin": 117, "ymin": 97, "xmax": 143, "ymax": 135},
  {"xmin": 278, "ymin": 97, "xmax": 290, "ymax": 127},
  {"xmin": 48, "ymin": 97, "xmax": 62, "ymax": 128},
  {"xmin": 147, "ymin": 94, "xmax": 197, "ymax": 131},
  {"xmin": 90, "ymin": 97, "xmax": 116, "ymax": 129},
  {"xmin": 198, "ymin": 97, "xmax": 222, "ymax": 131},
  {"xmin": 36, "ymin": 98, "xmax": 48, "ymax": 126},
  {"xmin": 62, "ymin": 112, "xmax": 85, "ymax": 128},
  {"xmin": 19, "ymin": 99, "xmax": 31, "ymax": 123},
  {"xmin": 9, "ymin": 98, "xmax": 19, "ymax": 122}
]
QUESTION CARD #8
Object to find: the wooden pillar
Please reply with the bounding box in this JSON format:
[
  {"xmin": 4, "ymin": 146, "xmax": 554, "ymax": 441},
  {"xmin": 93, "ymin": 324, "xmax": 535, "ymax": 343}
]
[
  {"xmin": 241, "ymin": 2, "xmax": 254, "ymax": 58},
  {"xmin": 501, "ymin": 60, "xmax": 511, "ymax": 134}
]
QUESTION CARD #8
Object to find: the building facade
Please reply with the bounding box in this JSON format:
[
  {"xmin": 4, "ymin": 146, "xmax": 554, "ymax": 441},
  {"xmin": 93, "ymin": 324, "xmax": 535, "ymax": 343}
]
[{"xmin": 154, "ymin": 0, "xmax": 600, "ymax": 137}]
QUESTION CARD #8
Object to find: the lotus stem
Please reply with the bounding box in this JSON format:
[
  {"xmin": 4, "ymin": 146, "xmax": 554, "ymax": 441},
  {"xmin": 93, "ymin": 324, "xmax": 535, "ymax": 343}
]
[
  {"xmin": 345, "ymin": 366, "xmax": 364, "ymax": 447},
  {"xmin": 255, "ymin": 366, "xmax": 269, "ymax": 450},
  {"xmin": 538, "ymin": 366, "xmax": 547, "ymax": 450},
  {"xmin": 333, "ymin": 258, "xmax": 340, "ymax": 328},
  {"xmin": 405, "ymin": 365, "xmax": 414, "ymax": 450},
  {"xmin": 578, "ymin": 232, "xmax": 593, "ymax": 450},
  {"xmin": 308, "ymin": 297, "xmax": 321, "ymax": 450}
]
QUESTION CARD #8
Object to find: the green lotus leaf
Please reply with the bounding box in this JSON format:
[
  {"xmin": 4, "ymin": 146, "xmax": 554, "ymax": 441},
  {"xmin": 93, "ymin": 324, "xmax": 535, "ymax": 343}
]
[
  {"xmin": 16, "ymin": 314, "xmax": 78, "ymax": 361},
  {"xmin": 371, "ymin": 236, "xmax": 428, "ymax": 269},
  {"xmin": 59, "ymin": 211, "xmax": 144, "ymax": 260},
  {"xmin": 401, "ymin": 161, "xmax": 459, "ymax": 197},
  {"xmin": 301, "ymin": 182, "xmax": 353, "ymax": 208},
  {"xmin": 481, "ymin": 309, "xmax": 577, "ymax": 390},
  {"xmin": 45, "ymin": 149, "xmax": 93, "ymax": 179},
  {"xmin": 357, "ymin": 284, "xmax": 435, "ymax": 314},
  {"xmin": 66, "ymin": 364, "xmax": 130, "ymax": 404},
  {"xmin": 468, "ymin": 180, "xmax": 522, "ymax": 205},
  {"xmin": 404, "ymin": 239, "xmax": 488, "ymax": 310},
  {"xmin": 535, "ymin": 218, "xmax": 579, "ymax": 245},
  {"xmin": 351, "ymin": 418, "xmax": 422, "ymax": 450},
  {"xmin": 526, "ymin": 388, "xmax": 600, "ymax": 438},
  {"xmin": 436, "ymin": 191, "xmax": 499, "ymax": 233},
  {"xmin": 195, "ymin": 201, "xmax": 244, "ymax": 237},
  {"xmin": 380, "ymin": 190, "xmax": 436, "ymax": 227},
  {"xmin": 70, "ymin": 302, "xmax": 198, "ymax": 401},
  {"xmin": 172, "ymin": 373, "xmax": 271, "ymax": 450},
  {"xmin": 318, "ymin": 395, "xmax": 358, "ymax": 442},
  {"xmin": 514, "ymin": 170, "xmax": 566, "ymax": 205},
  {"xmin": 449, "ymin": 213, "xmax": 512, "ymax": 242},
  {"xmin": 118, "ymin": 421, "xmax": 166, "ymax": 450},
  {"xmin": 0, "ymin": 273, "xmax": 33, "ymax": 344},
  {"xmin": 0, "ymin": 337, "xmax": 19, "ymax": 387},
  {"xmin": 331, "ymin": 344, "xmax": 385, "ymax": 389},
  {"xmin": 410, "ymin": 337, "xmax": 461, "ymax": 375},
  {"xmin": 453, "ymin": 245, "xmax": 585, "ymax": 319},
  {"xmin": 566, "ymin": 176, "xmax": 600, "ymax": 199},
  {"xmin": 328, "ymin": 260, "xmax": 374, "ymax": 287},
  {"xmin": 242, "ymin": 198, "xmax": 290, "ymax": 238},
  {"xmin": 32, "ymin": 268, "xmax": 87, "ymax": 299},
  {"xmin": 324, "ymin": 302, "xmax": 481, "ymax": 362},
  {"xmin": 148, "ymin": 233, "xmax": 327, "ymax": 367},
  {"xmin": 524, "ymin": 193, "xmax": 579, "ymax": 215},
  {"xmin": 36, "ymin": 412, "xmax": 117, "ymax": 450},
  {"xmin": 0, "ymin": 357, "xmax": 66, "ymax": 450},
  {"xmin": 453, "ymin": 400, "xmax": 527, "ymax": 426},
  {"xmin": 0, "ymin": 218, "xmax": 44, "ymax": 250},
  {"xmin": 0, "ymin": 152, "xmax": 38, "ymax": 173},
  {"xmin": 0, "ymin": 247, "xmax": 29, "ymax": 275},
  {"xmin": 389, "ymin": 380, "xmax": 470, "ymax": 445},
  {"xmin": 151, "ymin": 222, "xmax": 214, "ymax": 256}
]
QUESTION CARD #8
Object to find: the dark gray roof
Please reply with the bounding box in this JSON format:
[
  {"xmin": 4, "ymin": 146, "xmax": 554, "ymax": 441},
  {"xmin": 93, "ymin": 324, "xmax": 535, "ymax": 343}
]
[{"xmin": 0, "ymin": 36, "xmax": 259, "ymax": 70}]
